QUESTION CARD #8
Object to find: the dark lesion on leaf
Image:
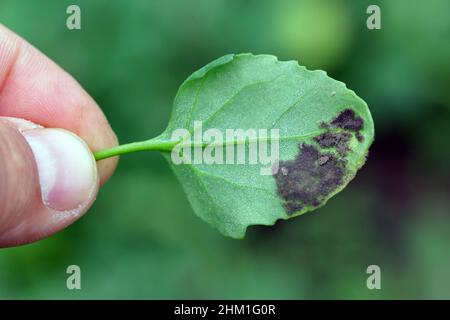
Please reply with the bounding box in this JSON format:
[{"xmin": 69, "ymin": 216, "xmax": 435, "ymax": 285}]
[
  {"xmin": 274, "ymin": 144, "xmax": 346, "ymax": 214},
  {"xmin": 356, "ymin": 132, "xmax": 364, "ymax": 142},
  {"xmin": 273, "ymin": 107, "xmax": 365, "ymax": 215},
  {"xmin": 314, "ymin": 131, "xmax": 352, "ymax": 156},
  {"xmin": 330, "ymin": 108, "xmax": 364, "ymax": 132}
]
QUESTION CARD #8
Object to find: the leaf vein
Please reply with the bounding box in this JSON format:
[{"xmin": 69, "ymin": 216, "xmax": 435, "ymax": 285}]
[
  {"xmin": 190, "ymin": 165, "xmax": 278, "ymax": 198},
  {"xmin": 199, "ymin": 74, "xmax": 285, "ymax": 129},
  {"xmin": 185, "ymin": 72, "xmax": 211, "ymax": 129},
  {"xmin": 270, "ymin": 90, "xmax": 314, "ymax": 129}
]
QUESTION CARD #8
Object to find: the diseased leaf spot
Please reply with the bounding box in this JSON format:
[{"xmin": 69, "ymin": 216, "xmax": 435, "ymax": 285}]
[
  {"xmin": 274, "ymin": 144, "xmax": 346, "ymax": 215},
  {"xmin": 356, "ymin": 132, "xmax": 364, "ymax": 142},
  {"xmin": 318, "ymin": 155, "xmax": 330, "ymax": 165},
  {"xmin": 331, "ymin": 108, "xmax": 364, "ymax": 131},
  {"xmin": 319, "ymin": 121, "xmax": 330, "ymax": 130},
  {"xmin": 273, "ymin": 108, "xmax": 366, "ymax": 215},
  {"xmin": 314, "ymin": 131, "xmax": 352, "ymax": 156},
  {"xmin": 280, "ymin": 166, "xmax": 289, "ymax": 175}
]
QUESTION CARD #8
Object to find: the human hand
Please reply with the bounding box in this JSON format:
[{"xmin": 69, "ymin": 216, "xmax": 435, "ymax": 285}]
[{"xmin": 0, "ymin": 25, "xmax": 118, "ymax": 247}]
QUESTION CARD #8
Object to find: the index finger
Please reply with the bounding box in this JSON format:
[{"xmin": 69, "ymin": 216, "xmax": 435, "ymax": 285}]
[{"xmin": 0, "ymin": 24, "xmax": 118, "ymax": 183}]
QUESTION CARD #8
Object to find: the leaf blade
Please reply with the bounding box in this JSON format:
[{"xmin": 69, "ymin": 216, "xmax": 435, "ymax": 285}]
[{"xmin": 161, "ymin": 53, "xmax": 374, "ymax": 238}]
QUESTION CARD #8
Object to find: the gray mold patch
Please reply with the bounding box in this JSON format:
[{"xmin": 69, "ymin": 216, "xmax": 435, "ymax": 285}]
[
  {"xmin": 274, "ymin": 144, "xmax": 346, "ymax": 214},
  {"xmin": 314, "ymin": 131, "xmax": 352, "ymax": 156},
  {"xmin": 273, "ymin": 108, "xmax": 366, "ymax": 215},
  {"xmin": 331, "ymin": 108, "xmax": 364, "ymax": 132}
]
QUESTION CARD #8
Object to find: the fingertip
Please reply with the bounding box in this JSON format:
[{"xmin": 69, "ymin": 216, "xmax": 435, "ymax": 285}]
[
  {"xmin": 0, "ymin": 23, "xmax": 120, "ymax": 186},
  {"xmin": 0, "ymin": 118, "xmax": 100, "ymax": 247}
]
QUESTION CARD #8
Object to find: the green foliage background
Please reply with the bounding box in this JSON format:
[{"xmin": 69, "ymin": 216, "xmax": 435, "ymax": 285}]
[{"xmin": 1, "ymin": 0, "xmax": 450, "ymax": 299}]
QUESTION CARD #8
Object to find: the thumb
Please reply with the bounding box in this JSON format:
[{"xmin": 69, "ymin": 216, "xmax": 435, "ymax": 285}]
[{"xmin": 0, "ymin": 117, "xmax": 99, "ymax": 247}]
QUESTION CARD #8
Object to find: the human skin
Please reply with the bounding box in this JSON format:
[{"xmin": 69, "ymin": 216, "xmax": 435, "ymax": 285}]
[{"xmin": 0, "ymin": 24, "xmax": 118, "ymax": 247}]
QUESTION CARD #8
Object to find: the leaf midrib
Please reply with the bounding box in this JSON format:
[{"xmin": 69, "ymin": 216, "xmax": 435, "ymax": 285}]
[{"xmin": 173, "ymin": 129, "xmax": 327, "ymax": 149}]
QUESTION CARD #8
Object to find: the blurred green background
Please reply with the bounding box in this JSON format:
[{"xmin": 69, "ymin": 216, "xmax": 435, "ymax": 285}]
[{"xmin": 1, "ymin": 0, "xmax": 450, "ymax": 299}]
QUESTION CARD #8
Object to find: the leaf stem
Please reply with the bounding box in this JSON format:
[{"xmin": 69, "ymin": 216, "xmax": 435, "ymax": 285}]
[
  {"xmin": 94, "ymin": 129, "xmax": 328, "ymax": 161},
  {"xmin": 94, "ymin": 137, "xmax": 177, "ymax": 161}
]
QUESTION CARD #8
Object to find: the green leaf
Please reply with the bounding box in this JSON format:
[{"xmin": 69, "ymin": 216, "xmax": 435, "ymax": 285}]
[{"xmin": 161, "ymin": 54, "xmax": 374, "ymax": 238}]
